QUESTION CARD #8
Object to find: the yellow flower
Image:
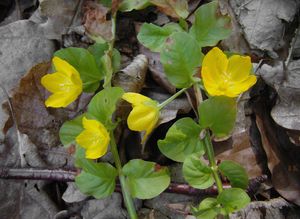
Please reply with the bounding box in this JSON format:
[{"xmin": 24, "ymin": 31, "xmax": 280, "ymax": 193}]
[
  {"xmin": 41, "ymin": 57, "xmax": 83, "ymax": 108},
  {"xmin": 122, "ymin": 93, "xmax": 160, "ymax": 143},
  {"xmin": 201, "ymin": 47, "xmax": 257, "ymax": 97},
  {"xmin": 76, "ymin": 117, "xmax": 110, "ymax": 159}
]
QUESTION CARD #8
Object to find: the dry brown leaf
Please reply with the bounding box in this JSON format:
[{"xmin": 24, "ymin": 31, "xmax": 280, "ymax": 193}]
[
  {"xmin": 83, "ymin": 1, "xmax": 112, "ymax": 41},
  {"xmin": 3, "ymin": 62, "xmax": 91, "ymax": 154},
  {"xmin": 150, "ymin": 0, "xmax": 189, "ymax": 19},
  {"xmin": 254, "ymin": 93, "xmax": 300, "ymax": 206}
]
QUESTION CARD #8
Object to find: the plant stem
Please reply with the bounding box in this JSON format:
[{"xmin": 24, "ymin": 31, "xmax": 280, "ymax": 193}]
[
  {"xmin": 203, "ymin": 131, "xmax": 230, "ymax": 219},
  {"xmin": 203, "ymin": 132, "xmax": 223, "ymax": 193},
  {"xmin": 103, "ymin": 12, "xmax": 117, "ymax": 88},
  {"xmin": 158, "ymin": 87, "xmax": 187, "ymax": 109},
  {"xmin": 110, "ymin": 132, "xmax": 138, "ymax": 219}
]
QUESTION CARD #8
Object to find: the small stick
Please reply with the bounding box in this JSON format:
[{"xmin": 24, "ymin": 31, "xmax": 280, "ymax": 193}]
[{"xmin": 0, "ymin": 167, "xmax": 268, "ymax": 196}]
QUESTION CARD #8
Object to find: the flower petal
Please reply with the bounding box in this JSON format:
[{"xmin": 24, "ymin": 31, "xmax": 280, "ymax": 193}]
[
  {"xmin": 227, "ymin": 75, "xmax": 257, "ymax": 97},
  {"xmin": 122, "ymin": 92, "xmax": 151, "ymax": 106},
  {"xmin": 76, "ymin": 117, "xmax": 110, "ymax": 159},
  {"xmin": 41, "ymin": 72, "xmax": 73, "ymax": 93},
  {"xmin": 45, "ymin": 92, "xmax": 77, "ymax": 108},
  {"xmin": 76, "ymin": 130, "xmax": 108, "ymax": 159},
  {"xmin": 127, "ymin": 104, "xmax": 159, "ymax": 132},
  {"xmin": 52, "ymin": 56, "xmax": 78, "ymax": 77},
  {"xmin": 202, "ymin": 47, "xmax": 228, "ymax": 84},
  {"xmin": 227, "ymin": 55, "xmax": 252, "ymax": 82}
]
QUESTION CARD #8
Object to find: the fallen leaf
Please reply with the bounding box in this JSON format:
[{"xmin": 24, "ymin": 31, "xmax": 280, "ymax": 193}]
[
  {"xmin": 228, "ymin": 0, "xmax": 300, "ymax": 55},
  {"xmin": 150, "ymin": 0, "xmax": 189, "ymax": 19},
  {"xmin": 231, "ymin": 197, "xmax": 300, "ymax": 219},
  {"xmin": 83, "ymin": 1, "xmax": 112, "ymax": 42},
  {"xmin": 32, "ymin": 0, "xmax": 81, "ymax": 40},
  {"xmin": 3, "ymin": 62, "xmax": 91, "ymax": 165},
  {"xmin": 253, "ymin": 91, "xmax": 300, "ymax": 206}
]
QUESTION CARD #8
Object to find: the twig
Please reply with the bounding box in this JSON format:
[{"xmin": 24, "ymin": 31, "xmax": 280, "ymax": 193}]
[
  {"xmin": 0, "ymin": 167, "xmax": 76, "ymax": 181},
  {"xmin": 0, "ymin": 167, "xmax": 268, "ymax": 196}
]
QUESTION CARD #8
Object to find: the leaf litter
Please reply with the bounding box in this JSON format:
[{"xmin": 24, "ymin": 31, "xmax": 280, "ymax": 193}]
[{"xmin": 1, "ymin": 0, "xmax": 300, "ymax": 218}]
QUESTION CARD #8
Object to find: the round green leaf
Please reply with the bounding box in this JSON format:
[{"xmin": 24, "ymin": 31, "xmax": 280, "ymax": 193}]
[
  {"xmin": 158, "ymin": 118, "xmax": 205, "ymax": 162},
  {"xmin": 160, "ymin": 32, "xmax": 203, "ymax": 88},
  {"xmin": 192, "ymin": 198, "xmax": 221, "ymax": 219},
  {"xmin": 122, "ymin": 159, "xmax": 170, "ymax": 199},
  {"xmin": 218, "ymin": 160, "xmax": 249, "ymax": 189},
  {"xmin": 183, "ymin": 153, "xmax": 214, "ymax": 189},
  {"xmin": 217, "ymin": 188, "xmax": 250, "ymax": 213},
  {"xmin": 198, "ymin": 96, "xmax": 237, "ymax": 138},
  {"xmin": 54, "ymin": 47, "xmax": 103, "ymax": 92},
  {"xmin": 59, "ymin": 114, "xmax": 84, "ymax": 147},
  {"xmin": 137, "ymin": 23, "xmax": 183, "ymax": 52},
  {"xmin": 88, "ymin": 43, "xmax": 121, "ymax": 73},
  {"xmin": 87, "ymin": 87, "xmax": 124, "ymax": 128},
  {"xmin": 75, "ymin": 162, "xmax": 117, "ymax": 199},
  {"xmin": 189, "ymin": 1, "xmax": 231, "ymax": 47}
]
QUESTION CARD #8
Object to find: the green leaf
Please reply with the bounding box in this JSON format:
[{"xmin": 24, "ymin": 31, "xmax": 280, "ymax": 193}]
[
  {"xmin": 54, "ymin": 47, "xmax": 103, "ymax": 92},
  {"xmin": 87, "ymin": 87, "xmax": 124, "ymax": 128},
  {"xmin": 75, "ymin": 162, "xmax": 117, "ymax": 199},
  {"xmin": 137, "ymin": 23, "xmax": 183, "ymax": 52},
  {"xmin": 59, "ymin": 114, "xmax": 84, "ymax": 147},
  {"xmin": 119, "ymin": 0, "xmax": 150, "ymax": 11},
  {"xmin": 88, "ymin": 43, "xmax": 121, "ymax": 73},
  {"xmin": 160, "ymin": 32, "xmax": 203, "ymax": 88},
  {"xmin": 112, "ymin": 49, "xmax": 121, "ymax": 72},
  {"xmin": 198, "ymin": 96, "xmax": 237, "ymax": 138},
  {"xmin": 74, "ymin": 145, "xmax": 87, "ymax": 168},
  {"xmin": 183, "ymin": 153, "xmax": 214, "ymax": 189},
  {"xmin": 218, "ymin": 160, "xmax": 249, "ymax": 189},
  {"xmin": 192, "ymin": 198, "xmax": 221, "ymax": 219},
  {"xmin": 122, "ymin": 159, "xmax": 170, "ymax": 199},
  {"xmin": 189, "ymin": 1, "xmax": 231, "ymax": 47},
  {"xmin": 158, "ymin": 118, "xmax": 205, "ymax": 162},
  {"xmin": 217, "ymin": 188, "xmax": 250, "ymax": 213},
  {"xmin": 150, "ymin": 0, "xmax": 189, "ymax": 19}
]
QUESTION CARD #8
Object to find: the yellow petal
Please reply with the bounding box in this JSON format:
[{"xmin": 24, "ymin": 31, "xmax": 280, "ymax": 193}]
[
  {"xmin": 127, "ymin": 104, "xmax": 159, "ymax": 132},
  {"xmin": 76, "ymin": 117, "xmax": 110, "ymax": 159},
  {"xmin": 82, "ymin": 117, "xmax": 103, "ymax": 132},
  {"xmin": 227, "ymin": 55, "xmax": 252, "ymax": 82},
  {"xmin": 85, "ymin": 144, "xmax": 108, "ymax": 159},
  {"xmin": 52, "ymin": 57, "xmax": 78, "ymax": 77},
  {"xmin": 76, "ymin": 130, "xmax": 108, "ymax": 159},
  {"xmin": 41, "ymin": 72, "xmax": 73, "ymax": 93},
  {"xmin": 202, "ymin": 47, "xmax": 228, "ymax": 84},
  {"xmin": 122, "ymin": 92, "xmax": 151, "ymax": 106},
  {"xmin": 227, "ymin": 75, "xmax": 257, "ymax": 97},
  {"xmin": 45, "ymin": 92, "xmax": 77, "ymax": 108}
]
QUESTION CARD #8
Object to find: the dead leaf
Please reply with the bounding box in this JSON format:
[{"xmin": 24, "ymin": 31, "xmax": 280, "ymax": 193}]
[
  {"xmin": 259, "ymin": 60, "xmax": 300, "ymax": 131},
  {"xmin": 253, "ymin": 91, "xmax": 300, "ymax": 206},
  {"xmin": 32, "ymin": 0, "xmax": 81, "ymax": 40},
  {"xmin": 3, "ymin": 62, "xmax": 91, "ymax": 164},
  {"xmin": 83, "ymin": 1, "xmax": 112, "ymax": 41},
  {"xmin": 231, "ymin": 197, "xmax": 300, "ymax": 219},
  {"xmin": 228, "ymin": 0, "xmax": 300, "ymax": 56},
  {"xmin": 150, "ymin": 0, "xmax": 189, "ymax": 19}
]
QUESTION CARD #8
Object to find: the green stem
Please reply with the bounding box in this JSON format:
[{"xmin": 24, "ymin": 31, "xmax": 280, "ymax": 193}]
[
  {"xmin": 110, "ymin": 133, "xmax": 138, "ymax": 219},
  {"xmin": 158, "ymin": 88, "xmax": 187, "ymax": 110},
  {"xmin": 103, "ymin": 12, "xmax": 117, "ymax": 88},
  {"xmin": 203, "ymin": 132, "xmax": 223, "ymax": 193}
]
